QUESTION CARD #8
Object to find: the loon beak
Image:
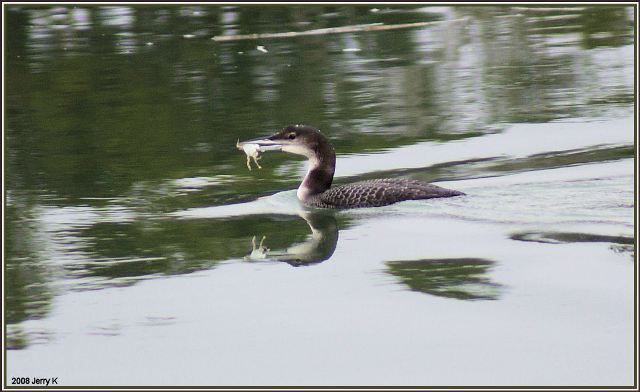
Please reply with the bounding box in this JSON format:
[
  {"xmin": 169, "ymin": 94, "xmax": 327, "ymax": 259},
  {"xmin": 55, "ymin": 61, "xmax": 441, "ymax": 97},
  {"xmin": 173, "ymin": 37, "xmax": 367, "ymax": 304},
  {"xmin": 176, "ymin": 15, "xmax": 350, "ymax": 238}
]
[{"xmin": 237, "ymin": 135, "xmax": 284, "ymax": 152}]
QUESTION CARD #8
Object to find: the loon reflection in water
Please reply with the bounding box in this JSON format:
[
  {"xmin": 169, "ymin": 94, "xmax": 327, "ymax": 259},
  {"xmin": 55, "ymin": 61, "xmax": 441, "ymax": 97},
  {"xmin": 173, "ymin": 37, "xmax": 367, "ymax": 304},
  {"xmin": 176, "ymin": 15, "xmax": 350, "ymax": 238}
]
[
  {"xmin": 238, "ymin": 125, "xmax": 465, "ymax": 209},
  {"xmin": 244, "ymin": 211, "xmax": 339, "ymax": 267}
]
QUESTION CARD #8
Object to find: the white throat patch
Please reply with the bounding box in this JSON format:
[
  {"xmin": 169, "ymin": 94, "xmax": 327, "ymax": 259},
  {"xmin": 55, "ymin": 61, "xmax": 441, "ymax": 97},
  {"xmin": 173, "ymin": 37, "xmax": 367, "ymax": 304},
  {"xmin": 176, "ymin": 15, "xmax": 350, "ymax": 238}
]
[
  {"xmin": 282, "ymin": 144, "xmax": 314, "ymax": 158},
  {"xmin": 282, "ymin": 143, "xmax": 326, "ymax": 202},
  {"xmin": 296, "ymin": 155, "xmax": 323, "ymax": 202},
  {"xmin": 297, "ymin": 184, "xmax": 313, "ymax": 201}
]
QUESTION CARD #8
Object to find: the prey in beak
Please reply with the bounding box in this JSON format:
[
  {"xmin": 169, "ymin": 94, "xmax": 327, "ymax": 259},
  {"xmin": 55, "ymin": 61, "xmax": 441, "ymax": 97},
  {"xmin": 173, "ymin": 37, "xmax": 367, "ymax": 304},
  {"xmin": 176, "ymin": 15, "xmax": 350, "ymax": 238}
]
[{"xmin": 236, "ymin": 135, "xmax": 283, "ymax": 170}]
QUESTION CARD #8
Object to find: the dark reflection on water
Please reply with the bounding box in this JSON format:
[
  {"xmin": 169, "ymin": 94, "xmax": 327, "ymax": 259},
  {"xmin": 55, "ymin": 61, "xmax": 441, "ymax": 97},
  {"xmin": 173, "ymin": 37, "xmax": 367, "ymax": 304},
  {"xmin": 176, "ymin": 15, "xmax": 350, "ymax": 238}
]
[
  {"xmin": 5, "ymin": 5, "xmax": 634, "ymax": 203},
  {"xmin": 65, "ymin": 212, "xmax": 348, "ymax": 287},
  {"xmin": 4, "ymin": 205, "xmax": 56, "ymax": 325},
  {"xmin": 4, "ymin": 205, "xmax": 350, "ymax": 340},
  {"xmin": 511, "ymin": 231, "xmax": 634, "ymax": 245},
  {"xmin": 4, "ymin": 4, "xmax": 635, "ymax": 349},
  {"xmin": 386, "ymin": 258, "xmax": 503, "ymax": 300},
  {"xmin": 511, "ymin": 231, "xmax": 636, "ymax": 260}
]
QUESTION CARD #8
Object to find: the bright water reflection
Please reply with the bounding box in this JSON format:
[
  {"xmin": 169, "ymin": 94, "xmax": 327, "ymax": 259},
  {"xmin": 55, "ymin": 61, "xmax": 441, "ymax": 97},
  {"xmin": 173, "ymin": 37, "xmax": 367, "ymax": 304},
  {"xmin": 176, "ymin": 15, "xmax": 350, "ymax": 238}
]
[{"xmin": 4, "ymin": 4, "xmax": 636, "ymax": 387}]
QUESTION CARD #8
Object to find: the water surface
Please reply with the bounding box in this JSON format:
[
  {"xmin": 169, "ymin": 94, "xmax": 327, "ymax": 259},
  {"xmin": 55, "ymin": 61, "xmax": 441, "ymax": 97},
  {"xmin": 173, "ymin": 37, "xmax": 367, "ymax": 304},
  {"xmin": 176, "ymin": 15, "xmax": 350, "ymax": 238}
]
[{"xmin": 4, "ymin": 4, "xmax": 636, "ymax": 387}]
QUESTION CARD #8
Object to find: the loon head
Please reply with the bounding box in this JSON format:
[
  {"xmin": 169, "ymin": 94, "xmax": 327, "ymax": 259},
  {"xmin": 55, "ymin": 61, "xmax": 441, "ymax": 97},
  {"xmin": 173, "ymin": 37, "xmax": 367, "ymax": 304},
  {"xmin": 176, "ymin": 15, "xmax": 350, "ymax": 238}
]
[
  {"xmin": 239, "ymin": 125, "xmax": 337, "ymax": 201},
  {"xmin": 239, "ymin": 125, "xmax": 334, "ymax": 162}
]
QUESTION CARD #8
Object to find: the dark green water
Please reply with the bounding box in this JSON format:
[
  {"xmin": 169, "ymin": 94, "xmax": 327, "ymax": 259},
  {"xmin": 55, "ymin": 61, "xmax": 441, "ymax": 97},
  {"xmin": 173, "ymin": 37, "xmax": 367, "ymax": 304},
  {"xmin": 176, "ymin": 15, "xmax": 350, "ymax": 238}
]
[{"xmin": 4, "ymin": 5, "xmax": 636, "ymax": 387}]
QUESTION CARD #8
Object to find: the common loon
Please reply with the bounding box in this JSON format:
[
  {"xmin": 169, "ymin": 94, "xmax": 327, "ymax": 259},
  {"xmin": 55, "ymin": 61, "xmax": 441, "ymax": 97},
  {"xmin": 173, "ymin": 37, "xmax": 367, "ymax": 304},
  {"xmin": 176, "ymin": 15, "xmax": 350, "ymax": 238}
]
[{"xmin": 238, "ymin": 125, "xmax": 465, "ymax": 209}]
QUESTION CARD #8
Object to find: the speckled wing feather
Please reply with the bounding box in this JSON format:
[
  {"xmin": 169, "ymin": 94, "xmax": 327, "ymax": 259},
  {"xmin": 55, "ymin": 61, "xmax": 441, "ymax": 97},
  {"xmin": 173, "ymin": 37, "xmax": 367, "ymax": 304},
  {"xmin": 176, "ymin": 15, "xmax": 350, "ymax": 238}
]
[{"xmin": 308, "ymin": 178, "xmax": 464, "ymax": 209}]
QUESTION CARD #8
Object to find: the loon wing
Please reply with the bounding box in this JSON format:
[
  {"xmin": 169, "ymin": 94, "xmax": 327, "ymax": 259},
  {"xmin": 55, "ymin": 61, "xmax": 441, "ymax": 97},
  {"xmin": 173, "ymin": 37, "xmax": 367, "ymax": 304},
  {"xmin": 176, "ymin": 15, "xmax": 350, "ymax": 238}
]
[{"xmin": 315, "ymin": 178, "xmax": 464, "ymax": 209}]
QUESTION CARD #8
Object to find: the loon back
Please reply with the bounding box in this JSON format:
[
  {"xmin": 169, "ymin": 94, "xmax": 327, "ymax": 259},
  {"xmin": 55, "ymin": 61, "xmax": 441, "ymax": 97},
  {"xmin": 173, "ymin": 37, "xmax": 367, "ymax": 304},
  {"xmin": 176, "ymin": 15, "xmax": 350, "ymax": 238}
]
[
  {"xmin": 237, "ymin": 125, "xmax": 465, "ymax": 209},
  {"xmin": 308, "ymin": 178, "xmax": 464, "ymax": 209}
]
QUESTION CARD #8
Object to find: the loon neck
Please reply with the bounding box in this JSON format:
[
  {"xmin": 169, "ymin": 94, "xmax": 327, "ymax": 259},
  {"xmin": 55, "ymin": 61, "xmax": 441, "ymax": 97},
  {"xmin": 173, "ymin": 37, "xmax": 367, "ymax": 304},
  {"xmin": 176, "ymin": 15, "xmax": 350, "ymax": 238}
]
[{"xmin": 297, "ymin": 146, "xmax": 336, "ymax": 202}]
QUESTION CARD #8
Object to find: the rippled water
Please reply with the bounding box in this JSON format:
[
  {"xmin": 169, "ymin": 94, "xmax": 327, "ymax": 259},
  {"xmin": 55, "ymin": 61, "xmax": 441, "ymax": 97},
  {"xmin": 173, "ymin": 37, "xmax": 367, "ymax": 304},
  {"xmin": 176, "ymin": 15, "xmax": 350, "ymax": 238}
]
[{"xmin": 4, "ymin": 5, "xmax": 636, "ymax": 387}]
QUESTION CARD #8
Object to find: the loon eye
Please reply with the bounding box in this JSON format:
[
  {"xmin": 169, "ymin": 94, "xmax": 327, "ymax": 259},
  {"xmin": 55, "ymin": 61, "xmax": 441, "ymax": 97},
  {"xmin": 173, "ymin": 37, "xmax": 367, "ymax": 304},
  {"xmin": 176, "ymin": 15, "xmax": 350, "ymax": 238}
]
[{"xmin": 288, "ymin": 133, "xmax": 296, "ymax": 140}]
